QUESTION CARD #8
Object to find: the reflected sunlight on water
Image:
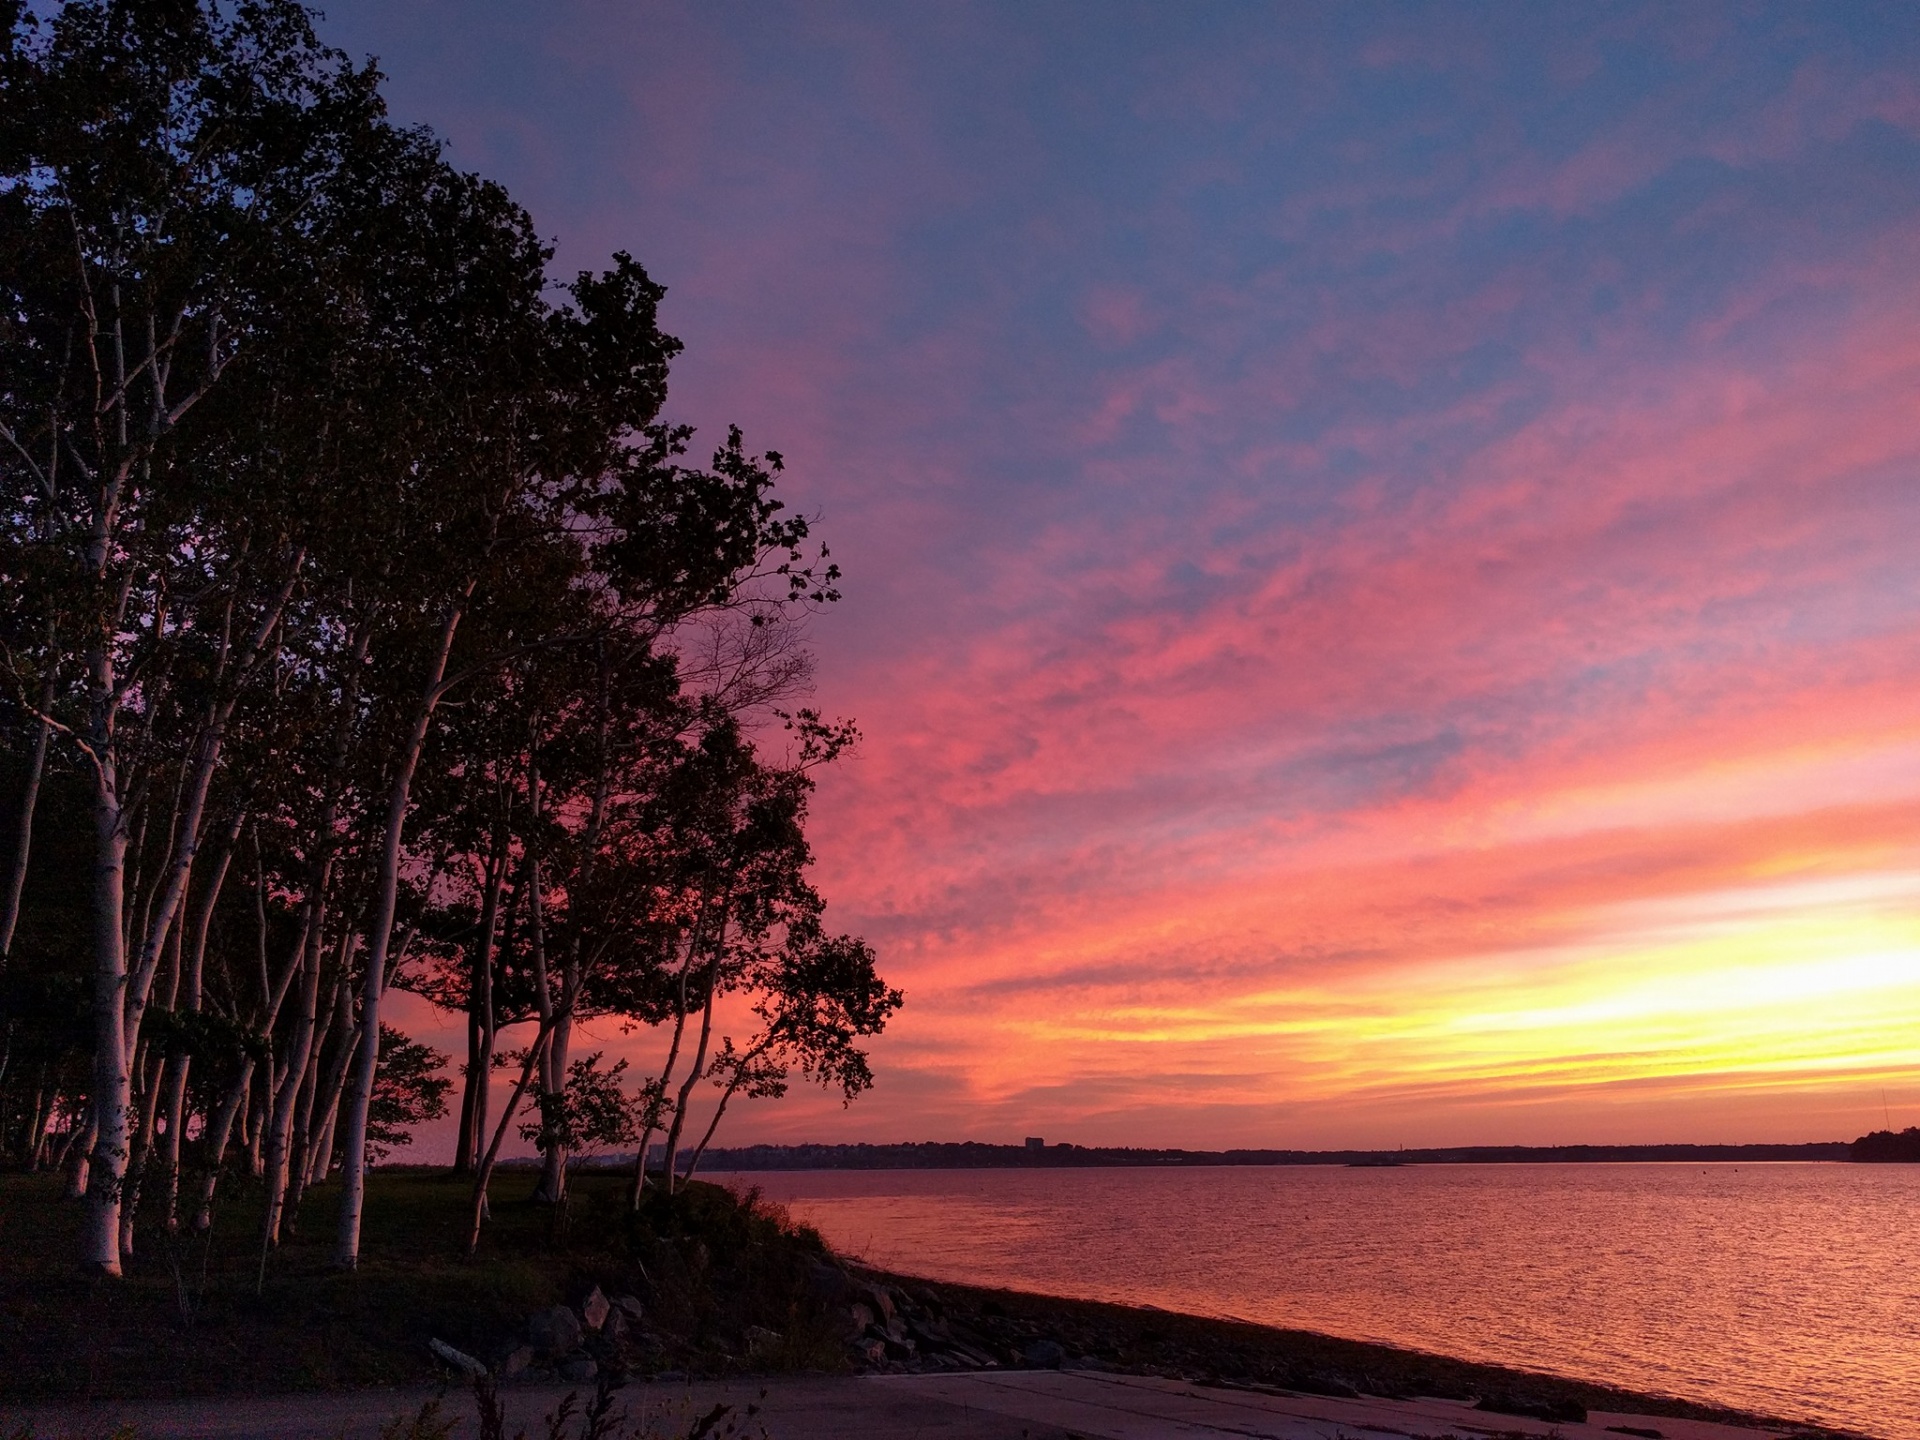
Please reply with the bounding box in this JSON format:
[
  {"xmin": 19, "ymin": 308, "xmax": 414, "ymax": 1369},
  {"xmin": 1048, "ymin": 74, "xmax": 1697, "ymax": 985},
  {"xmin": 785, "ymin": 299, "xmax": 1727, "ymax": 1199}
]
[{"xmin": 720, "ymin": 1163, "xmax": 1920, "ymax": 1438}]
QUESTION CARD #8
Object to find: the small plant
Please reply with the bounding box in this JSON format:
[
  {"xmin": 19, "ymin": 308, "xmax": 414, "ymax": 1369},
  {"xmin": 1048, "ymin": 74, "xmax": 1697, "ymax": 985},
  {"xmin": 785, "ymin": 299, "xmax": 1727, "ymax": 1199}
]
[
  {"xmin": 379, "ymin": 1398, "xmax": 458, "ymax": 1440},
  {"xmin": 468, "ymin": 1374, "xmax": 768, "ymax": 1440}
]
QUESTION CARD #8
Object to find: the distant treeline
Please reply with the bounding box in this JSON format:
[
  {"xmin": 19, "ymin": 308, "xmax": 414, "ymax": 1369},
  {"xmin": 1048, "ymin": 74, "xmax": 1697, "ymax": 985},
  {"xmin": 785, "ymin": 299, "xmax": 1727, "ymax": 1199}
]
[
  {"xmin": 691, "ymin": 1140, "xmax": 1853, "ymax": 1171},
  {"xmin": 1850, "ymin": 1128, "xmax": 1920, "ymax": 1162}
]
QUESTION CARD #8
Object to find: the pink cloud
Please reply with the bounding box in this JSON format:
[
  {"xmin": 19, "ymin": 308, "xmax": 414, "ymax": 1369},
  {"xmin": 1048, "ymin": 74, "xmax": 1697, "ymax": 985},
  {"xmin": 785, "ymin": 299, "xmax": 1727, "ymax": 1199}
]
[{"xmin": 327, "ymin": 1, "xmax": 1920, "ymax": 1154}]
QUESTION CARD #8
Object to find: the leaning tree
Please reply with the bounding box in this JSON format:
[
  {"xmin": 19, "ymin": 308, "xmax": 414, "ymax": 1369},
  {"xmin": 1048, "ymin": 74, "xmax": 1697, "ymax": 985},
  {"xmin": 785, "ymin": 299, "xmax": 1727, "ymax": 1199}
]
[{"xmin": 0, "ymin": 0, "xmax": 895, "ymax": 1280}]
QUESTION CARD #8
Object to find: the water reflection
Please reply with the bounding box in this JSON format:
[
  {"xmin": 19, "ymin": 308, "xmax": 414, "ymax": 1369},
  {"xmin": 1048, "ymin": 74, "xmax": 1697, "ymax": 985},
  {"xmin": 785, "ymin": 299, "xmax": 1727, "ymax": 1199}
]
[{"xmin": 721, "ymin": 1163, "xmax": 1920, "ymax": 1438}]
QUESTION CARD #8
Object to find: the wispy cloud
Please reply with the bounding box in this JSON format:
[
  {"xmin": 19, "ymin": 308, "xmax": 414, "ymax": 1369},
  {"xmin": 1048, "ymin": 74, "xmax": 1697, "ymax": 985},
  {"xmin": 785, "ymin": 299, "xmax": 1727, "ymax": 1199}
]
[{"xmin": 335, "ymin": 0, "xmax": 1920, "ymax": 1152}]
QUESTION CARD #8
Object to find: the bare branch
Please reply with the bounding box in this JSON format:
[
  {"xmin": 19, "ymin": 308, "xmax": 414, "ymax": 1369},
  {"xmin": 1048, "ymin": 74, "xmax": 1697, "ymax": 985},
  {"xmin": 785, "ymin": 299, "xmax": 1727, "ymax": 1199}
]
[
  {"xmin": 0, "ymin": 643, "xmax": 104, "ymax": 784},
  {"xmin": 0, "ymin": 419, "xmax": 52, "ymax": 493}
]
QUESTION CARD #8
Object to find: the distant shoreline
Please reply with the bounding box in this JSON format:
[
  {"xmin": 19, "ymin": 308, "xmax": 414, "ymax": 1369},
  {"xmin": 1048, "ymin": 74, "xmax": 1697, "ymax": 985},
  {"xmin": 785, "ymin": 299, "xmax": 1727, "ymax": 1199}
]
[{"xmin": 633, "ymin": 1139, "xmax": 1856, "ymax": 1172}]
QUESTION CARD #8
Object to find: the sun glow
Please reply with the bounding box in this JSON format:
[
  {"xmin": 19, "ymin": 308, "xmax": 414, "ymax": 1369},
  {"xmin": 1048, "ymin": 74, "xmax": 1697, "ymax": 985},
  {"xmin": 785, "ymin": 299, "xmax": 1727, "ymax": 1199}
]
[{"xmin": 847, "ymin": 852, "xmax": 1920, "ymax": 1143}]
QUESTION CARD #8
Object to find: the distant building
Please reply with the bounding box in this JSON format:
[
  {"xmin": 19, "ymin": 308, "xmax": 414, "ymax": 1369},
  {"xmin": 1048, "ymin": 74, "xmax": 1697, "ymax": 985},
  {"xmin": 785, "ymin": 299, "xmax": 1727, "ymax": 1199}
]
[{"xmin": 1025, "ymin": 1136, "xmax": 1044, "ymax": 1150}]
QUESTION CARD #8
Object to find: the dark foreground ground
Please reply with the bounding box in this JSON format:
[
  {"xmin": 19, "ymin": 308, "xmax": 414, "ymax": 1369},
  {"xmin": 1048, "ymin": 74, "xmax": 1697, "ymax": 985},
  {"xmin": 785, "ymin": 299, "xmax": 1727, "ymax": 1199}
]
[
  {"xmin": 0, "ymin": 1371, "xmax": 1838, "ymax": 1440},
  {"xmin": 0, "ymin": 1170, "xmax": 1858, "ymax": 1438}
]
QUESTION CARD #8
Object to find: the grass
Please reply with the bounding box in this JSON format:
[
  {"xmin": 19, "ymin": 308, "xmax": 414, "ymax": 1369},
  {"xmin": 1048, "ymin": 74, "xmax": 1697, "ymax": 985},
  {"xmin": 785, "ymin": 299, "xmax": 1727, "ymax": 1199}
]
[{"xmin": 0, "ymin": 1167, "xmax": 843, "ymax": 1402}]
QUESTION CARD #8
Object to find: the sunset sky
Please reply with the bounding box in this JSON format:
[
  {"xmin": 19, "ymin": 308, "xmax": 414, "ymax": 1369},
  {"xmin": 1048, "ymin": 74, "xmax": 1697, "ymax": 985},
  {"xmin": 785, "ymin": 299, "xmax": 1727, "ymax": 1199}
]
[{"xmin": 331, "ymin": 1, "xmax": 1920, "ymax": 1151}]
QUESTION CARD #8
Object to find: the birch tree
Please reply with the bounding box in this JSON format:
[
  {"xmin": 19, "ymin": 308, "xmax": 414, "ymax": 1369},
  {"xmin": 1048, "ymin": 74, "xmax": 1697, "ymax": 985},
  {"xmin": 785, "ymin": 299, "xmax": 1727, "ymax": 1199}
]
[
  {"xmin": 0, "ymin": 0, "xmax": 383, "ymax": 1275},
  {"xmin": 0, "ymin": 0, "xmax": 896, "ymax": 1276}
]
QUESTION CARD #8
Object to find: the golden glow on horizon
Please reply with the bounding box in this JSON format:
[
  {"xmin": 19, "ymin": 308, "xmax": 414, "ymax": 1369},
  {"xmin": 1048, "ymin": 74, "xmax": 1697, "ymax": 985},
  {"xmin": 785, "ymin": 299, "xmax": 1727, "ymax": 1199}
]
[{"xmin": 954, "ymin": 873, "xmax": 1920, "ymax": 1120}]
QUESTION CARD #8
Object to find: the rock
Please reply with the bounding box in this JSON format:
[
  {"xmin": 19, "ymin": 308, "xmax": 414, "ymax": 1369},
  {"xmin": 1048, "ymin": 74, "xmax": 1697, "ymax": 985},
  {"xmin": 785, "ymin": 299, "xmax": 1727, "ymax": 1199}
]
[
  {"xmin": 1476, "ymin": 1393, "xmax": 1587, "ymax": 1424},
  {"xmin": 830, "ymin": 1303, "xmax": 868, "ymax": 1341},
  {"xmin": 528, "ymin": 1304, "xmax": 584, "ymax": 1358},
  {"xmin": 1021, "ymin": 1339, "xmax": 1067, "ymax": 1370},
  {"xmin": 859, "ymin": 1283, "xmax": 897, "ymax": 1325},
  {"xmin": 1288, "ymin": 1373, "xmax": 1359, "ymax": 1399},
  {"xmin": 744, "ymin": 1325, "xmax": 782, "ymax": 1358},
  {"xmin": 428, "ymin": 1338, "xmax": 487, "ymax": 1378},
  {"xmin": 882, "ymin": 1333, "xmax": 917, "ymax": 1361},
  {"xmin": 500, "ymin": 1345, "xmax": 536, "ymax": 1379},
  {"xmin": 907, "ymin": 1316, "xmax": 952, "ymax": 1346},
  {"xmin": 603, "ymin": 1308, "xmax": 629, "ymax": 1343},
  {"xmin": 852, "ymin": 1337, "xmax": 887, "ymax": 1367},
  {"xmin": 806, "ymin": 1261, "xmax": 852, "ymax": 1305},
  {"xmin": 560, "ymin": 1354, "xmax": 599, "ymax": 1383},
  {"xmin": 613, "ymin": 1294, "xmax": 645, "ymax": 1322},
  {"xmin": 947, "ymin": 1340, "xmax": 996, "ymax": 1368},
  {"xmin": 580, "ymin": 1286, "xmax": 610, "ymax": 1332}
]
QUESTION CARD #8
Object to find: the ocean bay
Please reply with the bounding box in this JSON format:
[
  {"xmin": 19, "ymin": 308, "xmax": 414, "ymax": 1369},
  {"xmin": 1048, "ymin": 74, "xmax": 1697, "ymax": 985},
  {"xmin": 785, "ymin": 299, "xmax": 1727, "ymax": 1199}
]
[{"xmin": 729, "ymin": 1162, "xmax": 1920, "ymax": 1439}]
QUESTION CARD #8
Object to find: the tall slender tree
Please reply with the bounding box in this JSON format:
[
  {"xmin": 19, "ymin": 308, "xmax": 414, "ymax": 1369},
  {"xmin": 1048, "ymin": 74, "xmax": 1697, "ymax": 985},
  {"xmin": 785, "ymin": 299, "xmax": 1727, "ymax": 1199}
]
[{"xmin": 0, "ymin": 0, "xmax": 893, "ymax": 1278}]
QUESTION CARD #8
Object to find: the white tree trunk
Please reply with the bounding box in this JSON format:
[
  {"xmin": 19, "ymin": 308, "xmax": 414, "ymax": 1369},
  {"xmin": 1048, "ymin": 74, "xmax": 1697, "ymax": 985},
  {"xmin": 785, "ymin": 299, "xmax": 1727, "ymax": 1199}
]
[
  {"xmin": 0, "ymin": 676, "xmax": 54, "ymax": 962},
  {"xmin": 305, "ymin": 974, "xmax": 358, "ymax": 1189},
  {"xmin": 262, "ymin": 900, "xmax": 326, "ymax": 1246},
  {"xmin": 455, "ymin": 836, "xmax": 509, "ymax": 1175},
  {"xmin": 334, "ymin": 600, "xmax": 466, "ymax": 1268},
  {"xmin": 82, "ymin": 765, "xmax": 131, "ymax": 1274},
  {"xmin": 161, "ymin": 806, "xmax": 242, "ymax": 1230},
  {"xmin": 468, "ymin": 1022, "xmax": 552, "ymax": 1256},
  {"xmin": 662, "ymin": 941, "xmax": 725, "ymax": 1196}
]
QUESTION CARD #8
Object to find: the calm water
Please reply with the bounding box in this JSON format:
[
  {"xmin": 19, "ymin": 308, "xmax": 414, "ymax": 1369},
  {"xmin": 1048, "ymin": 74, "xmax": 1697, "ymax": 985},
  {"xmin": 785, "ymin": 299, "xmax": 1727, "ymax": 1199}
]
[{"xmin": 718, "ymin": 1164, "xmax": 1920, "ymax": 1439}]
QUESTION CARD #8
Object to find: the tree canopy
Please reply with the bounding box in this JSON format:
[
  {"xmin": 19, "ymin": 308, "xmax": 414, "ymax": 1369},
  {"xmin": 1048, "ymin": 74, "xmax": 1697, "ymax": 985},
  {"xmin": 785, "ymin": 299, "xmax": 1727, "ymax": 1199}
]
[{"xmin": 0, "ymin": 0, "xmax": 898, "ymax": 1276}]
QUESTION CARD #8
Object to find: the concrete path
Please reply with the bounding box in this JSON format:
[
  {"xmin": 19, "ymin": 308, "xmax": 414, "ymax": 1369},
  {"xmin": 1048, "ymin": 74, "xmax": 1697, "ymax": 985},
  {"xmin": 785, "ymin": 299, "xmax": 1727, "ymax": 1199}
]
[
  {"xmin": 0, "ymin": 1369, "xmax": 1817, "ymax": 1440},
  {"xmin": 874, "ymin": 1371, "xmax": 1807, "ymax": 1440}
]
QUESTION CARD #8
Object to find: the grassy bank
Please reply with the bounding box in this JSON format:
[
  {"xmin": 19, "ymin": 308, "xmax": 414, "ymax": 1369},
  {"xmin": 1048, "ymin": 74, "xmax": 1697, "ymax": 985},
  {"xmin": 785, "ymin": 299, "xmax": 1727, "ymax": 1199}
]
[
  {"xmin": 0, "ymin": 1168, "xmax": 841, "ymax": 1401},
  {"xmin": 0, "ymin": 1169, "xmax": 1838, "ymax": 1435}
]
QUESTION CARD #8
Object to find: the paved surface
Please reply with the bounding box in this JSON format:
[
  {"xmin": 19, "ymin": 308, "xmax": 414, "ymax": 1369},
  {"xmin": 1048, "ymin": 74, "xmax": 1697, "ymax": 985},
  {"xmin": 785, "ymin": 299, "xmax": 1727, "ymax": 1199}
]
[{"xmin": 0, "ymin": 1369, "xmax": 1810, "ymax": 1440}]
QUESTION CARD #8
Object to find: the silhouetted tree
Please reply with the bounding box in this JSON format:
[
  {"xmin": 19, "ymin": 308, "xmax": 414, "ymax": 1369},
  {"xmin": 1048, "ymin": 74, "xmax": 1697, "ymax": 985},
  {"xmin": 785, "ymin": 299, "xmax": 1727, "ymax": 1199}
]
[{"xmin": 0, "ymin": 0, "xmax": 894, "ymax": 1281}]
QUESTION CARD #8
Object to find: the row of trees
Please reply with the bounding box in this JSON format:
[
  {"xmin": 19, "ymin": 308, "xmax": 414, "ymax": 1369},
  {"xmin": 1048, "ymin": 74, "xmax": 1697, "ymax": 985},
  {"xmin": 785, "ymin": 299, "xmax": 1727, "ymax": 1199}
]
[{"xmin": 0, "ymin": 0, "xmax": 899, "ymax": 1276}]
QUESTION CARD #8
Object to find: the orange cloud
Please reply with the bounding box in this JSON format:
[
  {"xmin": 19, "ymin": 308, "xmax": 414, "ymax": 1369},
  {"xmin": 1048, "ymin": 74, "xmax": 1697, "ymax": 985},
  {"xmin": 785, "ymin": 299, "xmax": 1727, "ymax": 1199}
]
[{"xmin": 348, "ymin": 3, "xmax": 1920, "ymax": 1157}]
